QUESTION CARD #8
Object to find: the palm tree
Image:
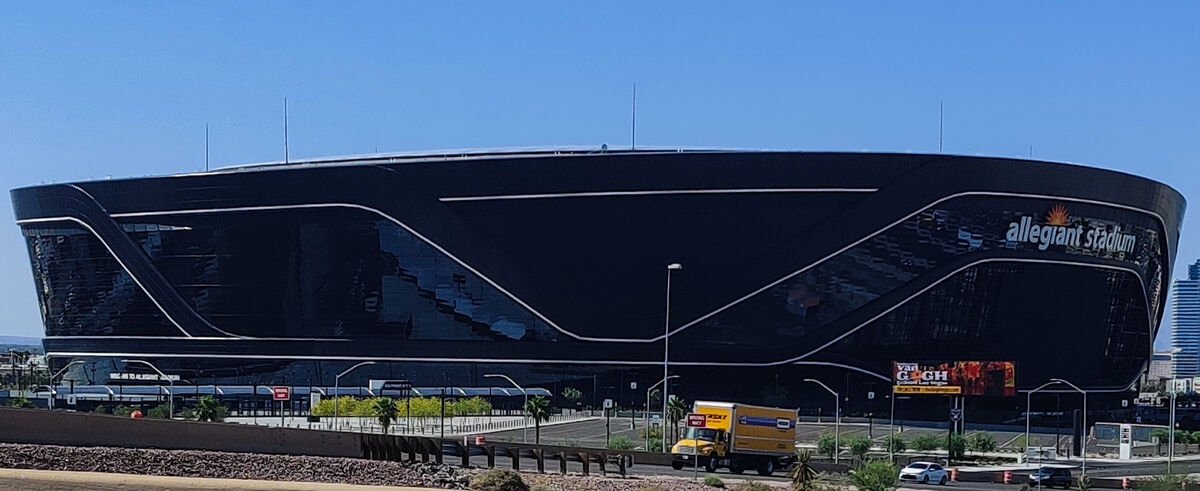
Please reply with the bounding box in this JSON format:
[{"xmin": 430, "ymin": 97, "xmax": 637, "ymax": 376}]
[
  {"xmin": 524, "ymin": 395, "xmax": 552, "ymax": 444},
  {"xmin": 372, "ymin": 397, "xmax": 398, "ymax": 434},
  {"xmin": 193, "ymin": 395, "xmax": 227, "ymax": 422},
  {"xmin": 667, "ymin": 395, "xmax": 689, "ymax": 443}
]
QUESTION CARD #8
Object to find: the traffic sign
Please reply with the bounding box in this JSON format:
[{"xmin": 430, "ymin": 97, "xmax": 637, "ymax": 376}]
[
  {"xmin": 686, "ymin": 413, "xmax": 707, "ymax": 428},
  {"xmin": 603, "ymin": 398, "xmax": 613, "ymax": 409},
  {"xmin": 272, "ymin": 386, "xmax": 291, "ymax": 401},
  {"xmin": 949, "ymin": 407, "xmax": 962, "ymax": 422},
  {"xmin": 630, "ymin": 382, "xmax": 637, "ymax": 390}
]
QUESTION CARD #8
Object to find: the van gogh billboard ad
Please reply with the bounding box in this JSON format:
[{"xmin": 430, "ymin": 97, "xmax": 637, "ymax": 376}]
[{"xmin": 893, "ymin": 361, "xmax": 1016, "ymax": 396}]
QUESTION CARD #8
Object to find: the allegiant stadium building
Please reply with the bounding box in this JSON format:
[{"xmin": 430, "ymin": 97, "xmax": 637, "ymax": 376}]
[{"xmin": 11, "ymin": 149, "xmax": 1185, "ymax": 413}]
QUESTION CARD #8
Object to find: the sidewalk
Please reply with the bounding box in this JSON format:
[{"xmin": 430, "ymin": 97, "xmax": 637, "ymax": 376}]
[{"xmin": 0, "ymin": 469, "xmax": 436, "ymax": 491}]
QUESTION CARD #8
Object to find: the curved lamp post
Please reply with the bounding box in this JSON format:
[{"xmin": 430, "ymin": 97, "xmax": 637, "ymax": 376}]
[
  {"xmin": 1050, "ymin": 378, "xmax": 1087, "ymax": 475},
  {"xmin": 646, "ymin": 375, "xmax": 681, "ymax": 450},
  {"xmin": 1025, "ymin": 380, "xmax": 1063, "ymax": 464},
  {"xmin": 804, "ymin": 378, "xmax": 840, "ymax": 464},
  {"xmin": 47, "ymin": 360, "xmax": 85, "ymax": 409},
  {"xmin": 334, "ymin": 361, "xmax": 376, "ymax": 431},
  {"xmin": 121, "ymin": 359, "xmax": 173, "ymax": 418},
  {"xmin": 662, "ymin": 262, "xmax": 682, "ymax": 452},
  {"xmin": 485, "ymin": 373, "xmax": 528, "ymax": 443}
]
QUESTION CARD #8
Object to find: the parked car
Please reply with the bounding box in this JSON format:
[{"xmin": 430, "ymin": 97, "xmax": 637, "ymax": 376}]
[
  {"xmin": 1028, "ymin": 467, "xmax": 1073, "ymax": 488},
  {"xmin": 898, "ymin": 461, "xmax": 948, "ymax": 485}
]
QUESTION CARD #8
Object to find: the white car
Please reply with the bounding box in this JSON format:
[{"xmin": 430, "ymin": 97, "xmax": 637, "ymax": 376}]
[{"xmin": 898, "ymin": 461, "xmax": 948, "ymax": 485}]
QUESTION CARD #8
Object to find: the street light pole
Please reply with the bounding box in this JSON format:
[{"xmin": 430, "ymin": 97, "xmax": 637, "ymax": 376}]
[
  {"xmin": 662, "ymin": 262, "xmax": 682, "ymax": 453},
  {"xmin": 1025, "ymin": 381, "xmax": 1062, "ymax": 465},
  {"xmin": 1049, "ymin": 378, "xmax": 1087, "ymax": 475},
  {"xmin": 646, "ymin": 375, "xmax": 681, "ymax": 450},
  {"xmin": 805, "ymin": 378, "xmax": 840, "ymax": 464},
  {"xmin": 485, "ymin": 373, "xmax": 528, "ymax": 444},
  {"xmin": 121, "ymin": 359, "xmax": 173, "ymax": 418},
  {"xmin": 334, "ymin": 361, "xmax": 376, "ymax": 432},
  {"xmin": 47, "ymin": 360, "xmax": 85, "ymax": 409}
]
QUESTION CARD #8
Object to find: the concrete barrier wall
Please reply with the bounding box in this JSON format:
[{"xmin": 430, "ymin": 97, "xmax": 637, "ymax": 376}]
[{"xmin": 0, "ymin": 408, "xmax": 361, "ymax": 458}]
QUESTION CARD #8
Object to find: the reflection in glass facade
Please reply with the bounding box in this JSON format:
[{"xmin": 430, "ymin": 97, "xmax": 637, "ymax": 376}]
[{"xmin": 12, "ymin": 150, "xmax": 1185, "ymax": 413}]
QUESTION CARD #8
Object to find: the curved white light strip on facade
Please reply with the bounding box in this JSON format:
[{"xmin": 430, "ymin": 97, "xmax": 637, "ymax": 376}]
[
  {"xmin": 21, "ymin": 190, "xmax": 1165, "ymax": 344},
  {"xmin": 439, "ymin": 188, "xmax": 878, "ymax": 202}
]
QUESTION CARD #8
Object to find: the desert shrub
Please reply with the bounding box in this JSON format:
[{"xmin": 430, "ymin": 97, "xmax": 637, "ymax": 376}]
[
  {"xmin": 732, "ymin": 482, "xmax": 773, "ymax": 491},
  {"xmin": 1078, "ymin": 474, "xmax": 1091, "ymax": 491},
  {"xmin": 817, "ymin": 433, "xmax": 839, "ymax": 458},
  {"xmin": 92, "ymin": 404, "xmax": 111, "ymax": 414},
  {"xmin": 704, "ymin": 474, "xmax": 725, "ymax": 487},
  {"xmin": 608, "ymin": 435, "xmax": 637, "ymax": 450},
  {"xmin": 113, "ymin": 404, "xmax": 137, "ymax": 417},
  {"xmin": 850, "ymin": 459, "xmax": 897, "ymax": 491},
  {"xmin": 883, "ymin": 434, "xmax": 906, "ymax": 453},
  {"xmin": 146, "ymin": 403, "xmax": 172, "ymax": 419},
  {"xmin": 469, "ymin": 468, "xmax": 528, "ymax": 491},
  {"xmin": 1137, "ymin": 474, "xmax": 1187, "ymax": 491},
  {"xmin": 910, "ymin": 434, "xmax": 941, "ymax": 452},
  {"xmin": 7, "ymin": 397, "xmax": 34, "ymax": 408},
  {"xmin": 966, "ymin": 432, "xmax": 997, "ymax": 453}
]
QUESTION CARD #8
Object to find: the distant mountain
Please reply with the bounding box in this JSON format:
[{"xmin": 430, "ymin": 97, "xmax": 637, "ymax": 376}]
[{"xmin": 0, "ymin": 336, "xmax": 42, "ymax": 347}]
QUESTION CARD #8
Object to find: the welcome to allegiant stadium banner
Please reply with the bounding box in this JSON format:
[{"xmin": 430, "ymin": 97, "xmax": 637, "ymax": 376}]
[{"xmin": 892, "ymin": 361, "xmax": 1016, "ymax": 396}]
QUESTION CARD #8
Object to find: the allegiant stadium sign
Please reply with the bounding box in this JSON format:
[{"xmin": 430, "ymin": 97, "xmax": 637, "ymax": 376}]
[{"xmin": 1005, "ymin": 205, "xmax": 1136, "ymax": 254}]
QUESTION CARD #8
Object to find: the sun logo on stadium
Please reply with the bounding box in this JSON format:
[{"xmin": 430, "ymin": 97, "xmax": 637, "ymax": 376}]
[{"xmin": 1045, "ymin": 205, "xmax": 1069, "ymax": 226}]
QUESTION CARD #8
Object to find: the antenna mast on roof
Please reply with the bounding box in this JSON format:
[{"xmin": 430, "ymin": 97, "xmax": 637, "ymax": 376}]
[
  {"xmin": 938, "ymin": 101, "xmax": 944, "ymax": 153},
  {"xmin": 631, "ymin": 82, "xmax": 637, "ymax": 151},
  {"xmin": 204, "ymin": 124, "xmax": 209, "ymax": 172},
  {"xmin": 284, "ymin": 97, "xmax": 290, "ymax": 164}
]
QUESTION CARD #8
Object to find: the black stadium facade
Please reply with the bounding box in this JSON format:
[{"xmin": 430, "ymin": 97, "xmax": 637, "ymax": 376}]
[{"xmin": 10, "ymin": 149, "xmax": 1186, "ymax": 414}]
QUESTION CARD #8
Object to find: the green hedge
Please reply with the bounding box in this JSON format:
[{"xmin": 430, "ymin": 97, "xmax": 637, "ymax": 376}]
[{"xmin": 311, "ymin": 396, "xmax": 493, "ymax": 417}]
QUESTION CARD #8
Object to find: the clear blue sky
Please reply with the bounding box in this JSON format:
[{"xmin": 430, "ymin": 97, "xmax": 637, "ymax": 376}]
[{"xmin": 1, "ymin": 2, "xmax": 1197, "ymax": 348}]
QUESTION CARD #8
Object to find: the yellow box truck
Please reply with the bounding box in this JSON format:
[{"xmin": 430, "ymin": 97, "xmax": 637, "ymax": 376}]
[{"xmin": 670, "ymin": 400, "xmax": 797, "ymax": 475}]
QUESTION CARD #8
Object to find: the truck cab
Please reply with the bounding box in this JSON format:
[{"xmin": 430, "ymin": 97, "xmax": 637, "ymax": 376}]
[{"xmin": 671, "ymin": 427, "xmax": 728, "ymax": 472}]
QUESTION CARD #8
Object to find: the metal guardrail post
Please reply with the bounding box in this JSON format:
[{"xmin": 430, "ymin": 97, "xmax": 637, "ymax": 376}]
[
  {"xmin": 487, "ymin": 445, "xmax": 495, "ymax": 468},
  {"xmin": 511, "ymin": 448, "xmax": 520, "ymax": 471},
  {"xmin": 535, "ymin": 449, "xmax": 544, "ymax": 473}
]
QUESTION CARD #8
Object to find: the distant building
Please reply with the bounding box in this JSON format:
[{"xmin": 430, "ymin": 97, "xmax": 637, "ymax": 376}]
[
  {"xmin": 1173, "ymin": 260, "xmax": 1200, "ymax": 377},
  {"xmin": 1148, "ymin": 350, "xmax": 1174, "ymax": 381}
]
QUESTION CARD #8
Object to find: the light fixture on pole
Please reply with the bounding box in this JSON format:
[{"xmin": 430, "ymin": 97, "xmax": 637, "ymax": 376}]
[
  {"xmin": 333, "ymin": 361, "xmax": 376, "ymax": 431},
  {"xmin": 662, "ymin": 262, "xmax": 682, "ymax": 452},
  {"xmin": 646, "ymin": 375, "xmax": 681, "ymax": 450},
  {"xmin": 485, "ymin": 373, "xmax": 528, "ymax": 443},
  {"xmin": 1025, "ymin": 380, "xmax": 1062, "ymax": 464},
  {"xmin": 1048, "ymin": 378, "xmax": 1087, "ymax": 476},
  {"xmin": 804, "ymin": 378, "xmax": 840, "ymax": 464},
  {"xmin": 121, "ymin": 359, "xmax": 173, "ymax": 418}
]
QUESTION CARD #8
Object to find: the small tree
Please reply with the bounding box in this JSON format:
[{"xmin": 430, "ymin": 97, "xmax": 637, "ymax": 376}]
[
  {"xmin": 850, "ymin": 459, "xmax": 898, "ymax": 491},
  {"xmin": 911, "ymin": 434, "xmax": 941, "ymax": 452},
  {"xmin": 789, "ymin": 448, "xmax": 818, "ymax": 489},
  {"xmin": 372, "ymin": 397, "xmax": 398, "ymax": 434},
  {"xmin": 967, "ymin": 431, "xmax": 997, "ymax": 454},
  {"xmin": 884, "ymin": 434, "xmax": 907, "ymax": 453},
  {"xmin": 667, "ymin": 396, "xmax": 689, "ymax": 443},
  {"xmin": 948, "ymin": 433, "xmax": 967, "ymax": 460},
  {"xmin": 524, "ymin": 395, "xmax": 552, "ymax": 444},
  {"xmin": 817, "ymin": 433, "xmax": 839, "ymax": 459},
  {"xmin": 193, "ymin": 395, "xmax": 229, "ymax": 422},
  {"xmin": 847, "ymin": 435, "xmax": 873, "ymax": 462}
]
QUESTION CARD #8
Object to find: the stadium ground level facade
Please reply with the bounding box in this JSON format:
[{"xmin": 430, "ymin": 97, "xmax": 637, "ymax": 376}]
[{"xmin": 11, "ymin": 149, "xmax": 1185, "ymax": 421}]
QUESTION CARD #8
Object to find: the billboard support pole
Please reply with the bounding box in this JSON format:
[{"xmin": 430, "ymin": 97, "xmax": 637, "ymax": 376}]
[{"xmin": 888, "ymin": 387, "xmax": 896, "ymax": 463}]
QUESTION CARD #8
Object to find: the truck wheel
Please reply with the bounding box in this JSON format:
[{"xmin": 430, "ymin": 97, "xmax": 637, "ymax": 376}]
[
  {"xmin": 729, "ymin": 462, "xmax": 745, "ymax": 474},
  {"xmin": 671, "ymin": 461, "xmax": 684, "ymax": 470},
  {"xmin": 756, "ymin": 459, "xmax": 775, "ymax": 476},
  {"xmin": 705, "ymin": 457, "xmax": 718, "ymax": 473}
]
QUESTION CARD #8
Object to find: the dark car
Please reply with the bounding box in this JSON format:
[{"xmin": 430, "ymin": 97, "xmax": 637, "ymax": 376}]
[{"xmin": 1028, "ymin": 467, "xmax": 1073, "ymax": 488}]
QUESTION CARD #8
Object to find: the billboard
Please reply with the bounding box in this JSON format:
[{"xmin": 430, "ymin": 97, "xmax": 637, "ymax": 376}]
[{"xmin": 893, "ymin": 361, "xmax": 1016, "ymax": 396}]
